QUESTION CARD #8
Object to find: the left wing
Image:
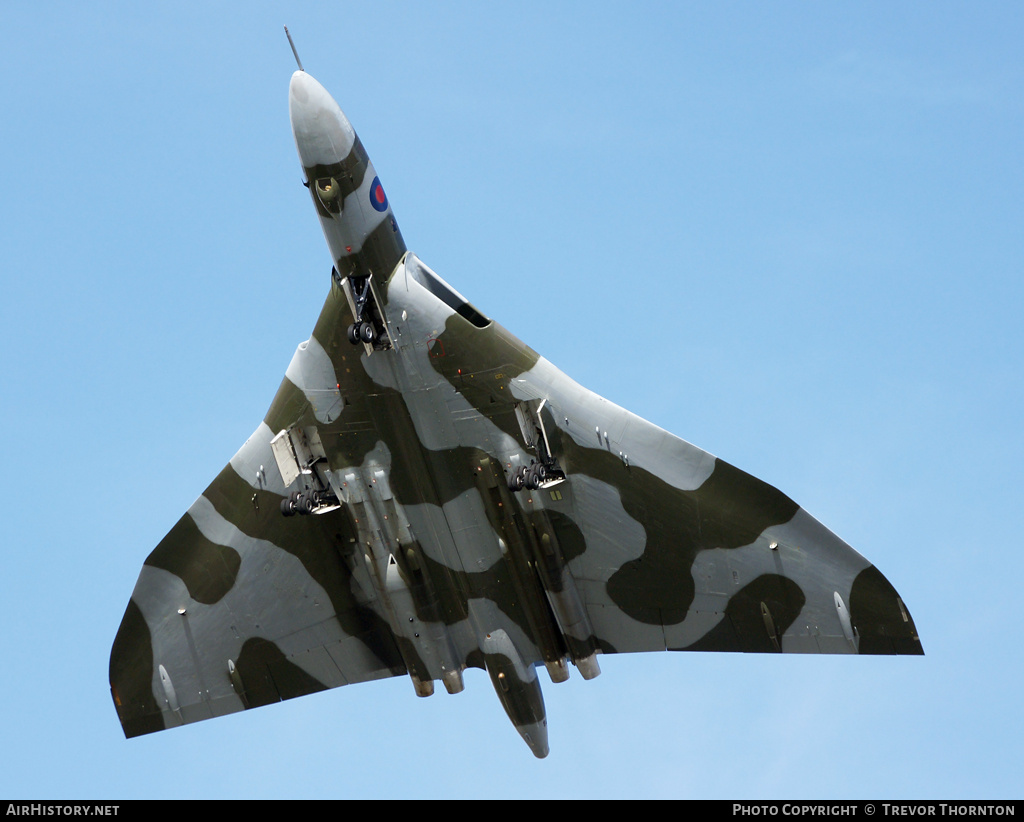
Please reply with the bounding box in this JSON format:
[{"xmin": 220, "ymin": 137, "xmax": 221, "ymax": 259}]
[{"xmin": 110, "ymin": 407, "xmax": 408, "ymax": 738}]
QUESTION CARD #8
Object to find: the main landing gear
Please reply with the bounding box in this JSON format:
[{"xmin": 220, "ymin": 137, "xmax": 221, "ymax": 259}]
[
  {"xmin": 507, "ymin": 461, "xmax": 564, "ymax": 492},
  {"xmin": 280, "ymin": 488, "xmax": 339, "ymax": 517},
  {"xmin": 507, "ymin": 399, "xmax": 566, "ymax": 494}
]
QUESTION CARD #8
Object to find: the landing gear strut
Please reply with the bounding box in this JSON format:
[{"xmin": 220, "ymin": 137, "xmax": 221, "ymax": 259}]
[{"xmin": 343, "ymin": 274, "xmax": 388, "ymax": 349}]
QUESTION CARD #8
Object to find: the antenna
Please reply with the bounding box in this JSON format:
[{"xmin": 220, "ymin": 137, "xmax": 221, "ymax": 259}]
[{"xmin": 284, "ymin": 26, "xmax": 304, "ymax": 72}]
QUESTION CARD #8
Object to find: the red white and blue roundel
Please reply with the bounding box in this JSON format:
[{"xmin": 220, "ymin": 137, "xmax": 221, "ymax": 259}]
[{"xmin": 369, "ymin": 176, "xmax": 388, "ymax": 212}]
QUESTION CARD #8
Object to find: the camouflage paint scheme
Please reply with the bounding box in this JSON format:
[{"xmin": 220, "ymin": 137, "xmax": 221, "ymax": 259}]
[{"xmin": 109, "ymin": 70, "xmax": 923, "ymax": 759}]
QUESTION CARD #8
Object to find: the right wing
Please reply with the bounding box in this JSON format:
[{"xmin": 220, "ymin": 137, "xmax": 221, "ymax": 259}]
[{"xmin": 507, "ymin": 364, "xmax": 924, "ymax": 658}]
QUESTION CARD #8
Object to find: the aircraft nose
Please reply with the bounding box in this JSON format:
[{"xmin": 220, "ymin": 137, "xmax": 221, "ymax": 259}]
[{"xmin": 288, "ymin": 70, "xmax": 356, "ymax": 168}]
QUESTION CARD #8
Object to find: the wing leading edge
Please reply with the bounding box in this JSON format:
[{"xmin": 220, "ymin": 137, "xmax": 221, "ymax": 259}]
[{"xmin": 109, "ymin": 68, "xmax": 921, "ymax": 756}]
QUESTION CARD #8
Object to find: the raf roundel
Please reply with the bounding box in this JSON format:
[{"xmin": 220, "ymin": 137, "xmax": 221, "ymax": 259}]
[{"xmin": 369, "ymin": 176, "xmax": 388, "ymax": 212}]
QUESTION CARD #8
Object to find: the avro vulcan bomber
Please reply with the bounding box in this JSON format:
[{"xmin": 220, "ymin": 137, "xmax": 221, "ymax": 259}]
[{"xmin": 110, "ymin": 64, "xmax": 923, "ymax": 759}]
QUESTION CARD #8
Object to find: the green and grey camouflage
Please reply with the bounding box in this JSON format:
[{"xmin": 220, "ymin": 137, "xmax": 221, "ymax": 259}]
[{"xmin": 109, "ymin": 70, "xmax": 923, "ymax": 759}]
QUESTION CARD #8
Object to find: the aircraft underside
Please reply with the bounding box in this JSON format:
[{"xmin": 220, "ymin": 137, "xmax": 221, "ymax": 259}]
[{"xmin": 109, "ymin": 67, "xmax": 922, "ymax": 760}]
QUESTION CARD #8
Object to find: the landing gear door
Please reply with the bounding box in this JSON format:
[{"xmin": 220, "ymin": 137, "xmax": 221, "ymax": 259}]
[
  {"xmin": 514, "ymin": 398, "xmax": 554, "ymax": 460},
  {"xmin": 270, "ymin": 429, "xmax": 301, "ymax": 488},
  {"xmin": 270, "ymin": 426, "xmax": 328, "ymax": 488},
  {"xmin": 514, "ymin": 402, "xmax": 538, "ymax": 452}
]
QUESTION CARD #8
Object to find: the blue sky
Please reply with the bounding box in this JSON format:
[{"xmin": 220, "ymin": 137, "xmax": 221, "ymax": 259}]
[{"xmin": 2, "ymin": 2, "xmax": 1022, "ymax": 799}]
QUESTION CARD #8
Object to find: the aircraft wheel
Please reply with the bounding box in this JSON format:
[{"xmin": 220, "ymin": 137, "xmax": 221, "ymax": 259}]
[
  {"xmin": 359, "ymin": 321, "xmax": 376, "ymax": 344},
  {"xmin": 280, "ymin": 498, "xmax": 295, "ymax": 517},
  {"xmin": 299, "ymin": 494, "xmax": 314, "ymax": 515},
  {"xmin": 347, "ymin": 323, "xmax": 360, "ymax": 345}
]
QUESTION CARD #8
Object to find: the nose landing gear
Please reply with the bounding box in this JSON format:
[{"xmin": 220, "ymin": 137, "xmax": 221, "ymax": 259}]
[
  {"xmin": 347, "ymin": 320, "xmax": 377, "ymax": 345},
  {"xmin": 338, "ymin": 270, "xmax": 389, "ymax": 350}
]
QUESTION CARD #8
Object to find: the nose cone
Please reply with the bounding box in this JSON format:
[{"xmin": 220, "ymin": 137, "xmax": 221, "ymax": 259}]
[
  {"xmin": 286, "ymin": 69, "xmax": 406, "ymax": 271},
  {"xmin": 288, "ymin": 70, "xmax": 356, "ymax": 168}
]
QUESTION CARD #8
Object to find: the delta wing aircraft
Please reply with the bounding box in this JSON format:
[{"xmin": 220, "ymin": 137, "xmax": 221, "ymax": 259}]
[{"xmin": 110, "ymin": 66, "xmax": 923, "ymax": 758}]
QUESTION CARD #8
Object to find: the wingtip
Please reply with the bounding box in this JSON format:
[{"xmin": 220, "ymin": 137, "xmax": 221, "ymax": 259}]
[{"xmin": 850, "ymin": 565, "xmax": 925, "ymax": 655}]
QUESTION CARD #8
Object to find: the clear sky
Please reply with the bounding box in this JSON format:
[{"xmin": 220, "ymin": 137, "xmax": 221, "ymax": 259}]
[{"xmin": 2, "ymin": 2, "xmax": 1022, "ymax": 800}]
